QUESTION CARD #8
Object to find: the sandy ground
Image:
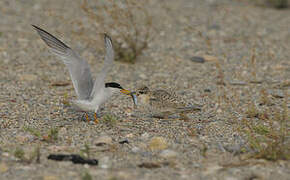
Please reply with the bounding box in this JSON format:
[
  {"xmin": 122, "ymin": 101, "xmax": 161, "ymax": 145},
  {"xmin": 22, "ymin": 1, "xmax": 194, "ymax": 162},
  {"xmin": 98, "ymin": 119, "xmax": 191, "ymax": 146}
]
[{"xmin": 0, "ymin": 0, "xmax": 289, "ymax": 179}]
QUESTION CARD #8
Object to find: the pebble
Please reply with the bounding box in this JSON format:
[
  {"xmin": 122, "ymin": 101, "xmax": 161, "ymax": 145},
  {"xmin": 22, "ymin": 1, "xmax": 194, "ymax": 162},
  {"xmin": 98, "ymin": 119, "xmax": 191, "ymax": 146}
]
[
  {"xmin": 99, "ymin": 156, "xmax": 111, "ymax": 169},
  {"xmin": 43, "ymin": 175, "xmax": 59, "ymax": 180},
  {"xmin": 203, "ymin": 55, "xmax": 218, "ymax": 62},
  {"xmin": 95, "ymin": 136, "xmax": 112, "ymax": 146},
  {"xmin": 131, "ymin": 146, "xmax": 140, "ymax": 153},
  {"xmin": 229, "ymin": 81, "xmax": 247, "ymax": 86},
  {"xmin": 16, "ymin": 133, "xmax": 35, "ymax": 143},
  {"xmin": 139, "ymin": 73, "xmax": 147, "ymax": 79},
  {"xmin": 0, "ymin": 163, "xmax": 8, "ymax": 173},
  {"xmin": 190, "ymin": 56, "xmax": 205, "ymax": 63},
  {"xmin": 140, "ymin": 132, "xmax": 150, "ymax": 140},
  {"xmin": 119, "ymin": 139, "xmax": 129, "ymax": 144},
  {"xmin": 268, "ymin": 89, "xmax": 284, "ymax": 98},
  {"xmin": 47, "ymin": 145, "xmax": 69, "ymax": 152},
  {"xmin": 159, "ymin": 149, "xmax": 178, "ymax": 159},
  {"xmin": 125, "ymin": 133, "xmax": 134, "ymax": 138},
  {"xmin": 148, "ymin": 137, "xmax": 168, "ymax": 151},
  {"xmin": 19, "ymin": 74, "xmax": 37, "ymax": 81}
]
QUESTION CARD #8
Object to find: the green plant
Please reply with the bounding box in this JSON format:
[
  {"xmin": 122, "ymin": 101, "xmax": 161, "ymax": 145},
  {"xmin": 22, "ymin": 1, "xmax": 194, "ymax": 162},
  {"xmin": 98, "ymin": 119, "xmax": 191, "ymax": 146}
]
[
  {"xmin": 81, "ymin": 171, "xmax": 92, "ymax": 180},
  {"xmin": 242, "ymin": 92, "xmax": 289, "ymax": 161},
  {"xmin": 259, "ymin": 89, "xmax": 272, "ymax": 106},
  {"xmin": 24, "ymin": 126, "xmax": 59, "ymax": 143},
  {"xmin": 23, "ymin": 126, "xmax": 42, "ymax": 138},
  {"xmin": 102, "ymin": 114, "xmax": 118, "ymax": 126},
  {"xmin": 46, "ymin": 127, "xmax": 59, "ymax": 142},
  {"xmin": 80, "ymin": 0, "xmax": 155, "ymax": 63},
  {"xmin": 80, "ymin": 143, "xmax": 91, "ymax": 159},
  {"xmin": 30, "ymin": 145, "xmax": 41, "ymax": 163},
  {"xmin": 42, "ymin": 127, "xmax": 59, "ymax": 143},
  {"xmin": 14, "ymin": 145, "xmax": 41, "ymax": 163},
  {"xmin": 62, "ymin": 92, "xmax": 70, "ymax": 106},
  {"xmin": 14, "ymin": 147, "xmax": 25, "ymax": 160},
  {"xmin": 200, "ymin": 143, "xmax": 208, "ymax": 158},
  {"xmin": 213, "ymin": 51, "xmax": 289, "ymax": 161},
  {"xmin": 245, "ymin": 102, "xmax": 259, "ymax": 118}
]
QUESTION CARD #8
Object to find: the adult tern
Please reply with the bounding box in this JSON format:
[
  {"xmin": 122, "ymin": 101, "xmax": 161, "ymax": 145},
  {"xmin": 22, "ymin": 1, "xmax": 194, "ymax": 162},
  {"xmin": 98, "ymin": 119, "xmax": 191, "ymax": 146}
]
[{"xmin": 32, "ymin": 25, "xmax": 135, "ymax": 123}]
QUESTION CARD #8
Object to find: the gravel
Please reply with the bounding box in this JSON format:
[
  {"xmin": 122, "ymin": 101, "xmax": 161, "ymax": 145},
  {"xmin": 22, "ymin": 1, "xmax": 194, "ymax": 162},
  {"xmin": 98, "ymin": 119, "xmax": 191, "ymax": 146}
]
[{"xmin": 0, "ymin": 0, "xmax": 289, "ymax": 179}]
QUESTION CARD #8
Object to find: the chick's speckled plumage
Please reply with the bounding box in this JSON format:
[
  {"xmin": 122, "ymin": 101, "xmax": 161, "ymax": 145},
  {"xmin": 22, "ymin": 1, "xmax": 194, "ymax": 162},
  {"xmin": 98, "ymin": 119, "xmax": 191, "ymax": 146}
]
[{"xmin": 136, "ymin": 86, "xmax": 201, "ymax": 120}]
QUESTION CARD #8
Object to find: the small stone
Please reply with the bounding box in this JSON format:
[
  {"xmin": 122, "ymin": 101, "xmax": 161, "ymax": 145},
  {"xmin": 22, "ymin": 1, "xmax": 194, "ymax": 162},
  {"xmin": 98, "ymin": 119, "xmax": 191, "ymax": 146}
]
[
  {"xmin": 224, "ymin": 177, "xmax": 238, "ymax": 180},
  {"xmin": 2, "ymin": 152, "xmax": 9, "ymax": 157},
  {"xmin": 272, "ymin": 121, "xmax": 281, "ymax": 129},
  {"xmin": 95, "ymin": 136, "xmax": 112, "ymax": 146},
  {"xmin": 125, "ymin": 133, "xmax": 134, "ymax": 138},
  {"xmin": 138, "ymin": 162, "xmax": 161, "ymax": 169},
  {"xmin": 159, "ymin": 149, "xmax": 178, "ymax": 159},
  {"xmin": 132, "ymin": 146, "xmax": 140, "ymax": 153},
  {"xmin": 116, "ymin": 171, "xmax": 132, "ymax": 180},
  {"xmin": 203, "ymin": 55, "xmax": 218, "ymax": 62},
  {"xmin": 119, "ymin": 139, "xmax": 129, "ymax": 144},
  {"xmin": 43, "ymin": 175, "xmax": 59, "ymax": 180},
  {"xmin": 16, "ymin": 135, "xmax": 29, "ymax": 143},
  {"xmin": 203, "ymin": 163, "xmax": 222, "ymax": 175},
  {"xmin": 83, "ymin": 164, "xmax": 90, "ymax": 169},
  {"xmin": 141, "ymin": 132, "xmax": 150, "ymax": 140},
  {"xmin": 99, "ymin": 156, "xmax": 110, "ymax": 169},
  {"xmin": 19, "ymin": 74, "xmax": 37, "ymax": 81},
  {"xmin": 47, "ymin": 145, "xmax": 69, "ymax": 152},
  {"xmin": 190, "ymin": 56, "xmax": 205, "ymax": 63},
  {"xmin": 58, "ymin": 127, "xmax": 67, "ymax": 137},
  {"xmin": 0, "ymin": 163, "xmax": 8, "ymax": 173},
  {"xmin": 268, "ymin": 89, "xmax": 284, "ymax": 98},
  {"xmin": 139, "ymin": 73, "xmax": 147, "ymax": 79},
  {"xmin": 148, "ymin": 137, "xmax": 168, "ymax": 151},
  {"xmin": 16, "ymin": 134, "xmax": 34, "ymax": 143},
  {"xmin": 229, "ymin": 81, "xmax": 247, "ymax": 86},
  {"xmin": 204, "ymin": 89, "xmax": 211, "ymax": 93}
]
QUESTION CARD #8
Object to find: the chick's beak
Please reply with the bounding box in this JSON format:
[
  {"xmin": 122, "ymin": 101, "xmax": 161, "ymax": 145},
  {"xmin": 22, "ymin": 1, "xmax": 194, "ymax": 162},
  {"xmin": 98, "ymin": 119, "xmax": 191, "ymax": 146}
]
[{"xmin": 120, "ymin": 89, "xmax": 131, "ymax": 95}]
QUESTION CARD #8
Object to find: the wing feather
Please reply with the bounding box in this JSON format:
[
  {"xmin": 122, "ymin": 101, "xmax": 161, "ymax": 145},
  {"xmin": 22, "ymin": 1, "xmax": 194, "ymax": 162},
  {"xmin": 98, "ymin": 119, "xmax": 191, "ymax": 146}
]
[
  {"xmin": 90, "ymin": 34, "xmax": 114, "ymax": 99},
  {"xmin": 32, "ymin": 25, "xmax": 93, "ymax": 100}
]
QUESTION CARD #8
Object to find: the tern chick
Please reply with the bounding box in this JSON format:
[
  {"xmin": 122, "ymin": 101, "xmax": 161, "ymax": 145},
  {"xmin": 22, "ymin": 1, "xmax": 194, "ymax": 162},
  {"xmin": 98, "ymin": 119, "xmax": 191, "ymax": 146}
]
[{"xmin": 135, "ymin": 86, "xmax": 201, "ymax": 120}]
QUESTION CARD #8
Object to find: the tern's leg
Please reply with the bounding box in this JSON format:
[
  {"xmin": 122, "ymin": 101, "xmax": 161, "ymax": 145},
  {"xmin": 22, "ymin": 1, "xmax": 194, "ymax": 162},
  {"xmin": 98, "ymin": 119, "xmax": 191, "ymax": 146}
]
[
  {"xmin": 85, "ymin": 113, "xmax": 90, "ymax": 122},
  {"xmin": 94, "ymin": 113, "xmax": 99, "ymax": 124},
  {"xmin": 93, "ymin": 107, "xmax": 100, "ymax": 124}
]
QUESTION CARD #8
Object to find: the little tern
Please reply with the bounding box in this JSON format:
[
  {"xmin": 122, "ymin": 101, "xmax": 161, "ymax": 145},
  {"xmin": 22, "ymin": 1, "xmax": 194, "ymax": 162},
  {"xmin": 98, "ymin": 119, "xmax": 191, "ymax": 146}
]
[{"xmin": 32, "ymin": 25, "xmax": 134, "ymax": 123}]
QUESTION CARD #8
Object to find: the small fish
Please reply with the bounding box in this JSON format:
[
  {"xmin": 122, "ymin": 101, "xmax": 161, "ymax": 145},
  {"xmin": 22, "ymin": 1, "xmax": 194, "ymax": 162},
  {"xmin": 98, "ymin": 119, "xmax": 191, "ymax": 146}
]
[{"xmin": 130, "ymin": 92, "xmax": 138, "ymax": 107}]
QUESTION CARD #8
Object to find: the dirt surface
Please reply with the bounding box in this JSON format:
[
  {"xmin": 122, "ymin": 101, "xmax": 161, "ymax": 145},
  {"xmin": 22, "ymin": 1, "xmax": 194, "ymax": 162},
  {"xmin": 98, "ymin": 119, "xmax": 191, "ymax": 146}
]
[{"xmin": 0, "ymin": 0, "xmax": 289, "ymax": 179}]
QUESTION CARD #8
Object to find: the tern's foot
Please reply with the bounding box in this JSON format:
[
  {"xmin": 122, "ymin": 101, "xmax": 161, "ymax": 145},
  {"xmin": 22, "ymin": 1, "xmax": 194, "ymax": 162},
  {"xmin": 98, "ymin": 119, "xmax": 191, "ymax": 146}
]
[
  {"xmin": 94, "ymin": 113, "xmax": 99, "ymax": 124},
  {"xmin": 85, "ymin": 113, "xmax": 90, "ymax": 122}
]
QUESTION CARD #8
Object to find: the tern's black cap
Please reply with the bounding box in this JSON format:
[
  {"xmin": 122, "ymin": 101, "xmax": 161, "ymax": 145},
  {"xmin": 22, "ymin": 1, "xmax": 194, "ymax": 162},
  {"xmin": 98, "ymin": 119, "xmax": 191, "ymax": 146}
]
[{"xmin": 105, "ymin": 82, "xmax": 123, "ymax": 89}]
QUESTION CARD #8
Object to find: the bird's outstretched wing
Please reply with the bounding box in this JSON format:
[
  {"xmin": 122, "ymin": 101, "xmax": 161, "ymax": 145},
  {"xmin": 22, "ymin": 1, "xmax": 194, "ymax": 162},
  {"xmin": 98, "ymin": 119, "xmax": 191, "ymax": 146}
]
[
  {"xmin": 32, "ymin": 25, "xmax": 93, "ymax": 100},
  {"xmin": 90, "ymin": 34, "xmax": 114, "ymax": 99}
]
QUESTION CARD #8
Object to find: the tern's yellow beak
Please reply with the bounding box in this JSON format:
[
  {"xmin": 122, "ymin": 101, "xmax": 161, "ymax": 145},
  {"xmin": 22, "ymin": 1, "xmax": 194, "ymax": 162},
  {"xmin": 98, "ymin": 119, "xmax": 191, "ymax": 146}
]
[{"xmin": 120, "ymin": 89, "xmax": 131, "ymax": 95}]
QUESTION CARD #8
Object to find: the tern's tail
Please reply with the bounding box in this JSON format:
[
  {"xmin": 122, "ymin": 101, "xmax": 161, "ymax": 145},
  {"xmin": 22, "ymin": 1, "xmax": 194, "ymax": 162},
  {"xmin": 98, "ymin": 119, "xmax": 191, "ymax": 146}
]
[{"xmin": 71, "ymin": 100, "xmax": 96, "ymax": 112}]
